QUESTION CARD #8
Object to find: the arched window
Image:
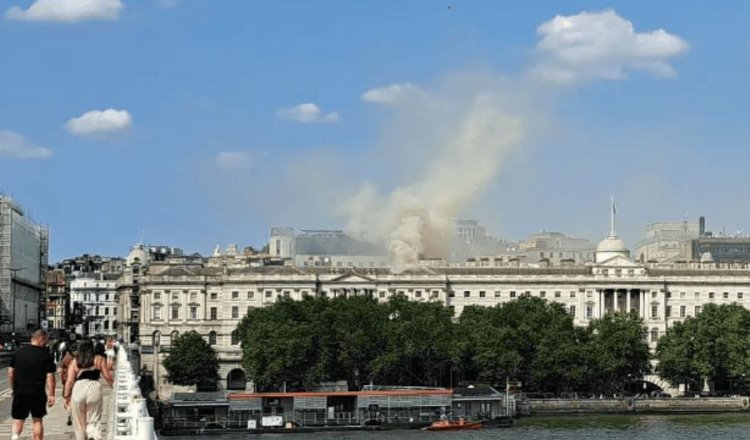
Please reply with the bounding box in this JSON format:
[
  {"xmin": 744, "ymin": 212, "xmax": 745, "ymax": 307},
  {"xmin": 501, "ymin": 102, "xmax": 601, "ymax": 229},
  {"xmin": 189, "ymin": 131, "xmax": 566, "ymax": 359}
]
[
  {"xmin": 209, "ymin": 331, "xmax": 217, "ymax": 346},
  {"xmin": 650, "ymin": 328, "xmax": 659, "ymax": 343},
  {"xmin": 153, "ymin": 331, "xmax": 161, "ymax": 347},
  {"xmin": 231, "ymin": 330, "xmax": 240, "ymax": 345},
  {"xmin": 171, "ymin": 330, "xmax": 179, "ymax": 344}
]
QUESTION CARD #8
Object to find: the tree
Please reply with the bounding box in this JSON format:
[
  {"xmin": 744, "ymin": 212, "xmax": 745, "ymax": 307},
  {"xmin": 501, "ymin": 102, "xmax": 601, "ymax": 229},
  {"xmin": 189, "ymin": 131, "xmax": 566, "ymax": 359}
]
[
  {"xmin": 163, "ymin": 331, "xmax": 219, "ymax": 388},
  {"xmin": 657, "ymin": 303, "xmax": 750, "ymax": 392},
  {"xmin": 456, "ymin": 296, "xmax": 584, "ymax": 394},
  {"xmin": 587, "ymin": 312, "xmax": 651, "ymax": 393},
  {"xmin": 371, "ymin": 295, "xmax": 456, "ymax": 387}
]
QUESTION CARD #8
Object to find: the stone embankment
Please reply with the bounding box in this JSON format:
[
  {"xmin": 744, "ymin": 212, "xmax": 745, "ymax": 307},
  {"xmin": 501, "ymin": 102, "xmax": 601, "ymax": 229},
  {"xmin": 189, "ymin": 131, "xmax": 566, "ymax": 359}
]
[{"xmin": 518, "ymin": 397, "xmax": 750, "ymax": 415}]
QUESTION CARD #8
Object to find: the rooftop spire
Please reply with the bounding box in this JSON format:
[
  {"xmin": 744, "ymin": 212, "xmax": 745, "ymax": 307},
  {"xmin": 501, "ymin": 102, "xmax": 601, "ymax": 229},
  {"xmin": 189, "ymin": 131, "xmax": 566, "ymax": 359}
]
[{"xmin": 610, "ymin": 195, "xmax": 616, "ymax": 237}]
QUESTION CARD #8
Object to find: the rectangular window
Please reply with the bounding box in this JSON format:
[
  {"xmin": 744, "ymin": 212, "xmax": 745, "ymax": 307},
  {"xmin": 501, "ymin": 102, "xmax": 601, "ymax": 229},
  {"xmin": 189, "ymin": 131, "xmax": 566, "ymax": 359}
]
[
  {"xmin": 247, "ymin": 306, "xmax": 253, "ymax": 315},
  {"xmin": 666, "ymin": 306, "xmax": 672, "ymax": 317},
  {"xmin": 104, "ymin": 307, "xmax": 109, "ymax": 316},
  {"xmin": 210, "ymin": 307, "xmax": 217, "ymax": 320},
  {"xmin": 190, "ymin": 291, "xmax": 197, "ymax": 301},
  {"xmin": 586, "ymin": 305, "xmax": 593, "ymax": 319},
  {"xmin": 495, "ymin": 291, "xmax": 501, "ymax": 298},
  {"xmin": 695, "ymin": 292, "xmax": 700, "ymax": 299},
  {"xmin": 171, "ymin": 305, "xmax": 179, "ymax": 320},
  {"xmin": 415, "ymin": 290, "xmax": 422, "ymax": 298},
  {"xmin": 524, "ymin": 291, "xmax": 531, "ymax": 297},
  {"xmin": 739, "ymin": 292, "xmax": 744, "ymax": 300},
  {"xmin": 153, "ymin": 306, "xmax": 161, "ymax": 320},
  {"xmin": 265, "ymin": 290, "xmax": 272, "ymax": 298},
  {"xmin": 172, "ymin": 292, "xmax": 179, "ymax": 301},
  {"xmin": 510, "ymin": 291, "xmax": 516, "ymax": 298},
  {"xmin": 555, "ymin": 291, "xmax": 561, "ymax": 298},
  {"xmin": 652, "ymin": 291, "xmax": 658, "ymax": 298},
  {"xmin": 232, "ymin": 291, "xmax": 239, "ymax": 300},
  {"xmin": 570, "ymin": 291, "xmax": 576, "ymax": 298},
  {"xmin": 680, "ymin": 292, "xmax": 686, "ymax": 299},
  {"xmin": 709, "ymin": 292, "xmax": 715, "ymax": 299},
  {"xmin": 695, "ymin": 305, "xmax": 701, "ymax": 316},
  {"xmin": 464, "ymin": 291, "xmax": 470, "ymax": 298},
  {"xmin": 154, "ymin": 292, "xmax": 161, "ymax": 300},
  {"xmin": 104, "ymin": 321, "xmax": 109, "ymax": 330},
  {"xmin": 379, "ymin": 291, "xmax": 386, "ymax": 298},
  {"xmin": 539, "ymin": 291, "xmax": 546, "ymax": 298},
  {"xmin": 283, "ymin": 291, "xmax": 290, "ymax": 298},
  {"xmin": 651, "ymin": 305, "xmax": 658, "ymax": 319},
  {"xmin": 448, "ymin": 291, "xmax": 455, "ymax": 298},
  {"xmin": 680, "ymin": 306, "xmax": 686, "ymax": 318},
  {"xmin": 232, "ymin": 306, "xmax": 239, "ymax": 319},
  {"xmin": 479, "ymin": 291, "xmax": 486, "ymax": 298},
  {"xmin": 569, "ymin": 305, "xmax": 576, "ymax": 317},
  {"xmin": 724, "ymin": 292, "xmax": 729, "ymax": 299},
  {"xmin": 210, "ymin": 292, "xmax": 218, "ymax": 300},
  {"xmin": 190, "ymin": 306, "xmax": 197, "ymax": 319},
  {"xmin": 247, "ymin": 291, "xmax": 255, "ymax": 299}
]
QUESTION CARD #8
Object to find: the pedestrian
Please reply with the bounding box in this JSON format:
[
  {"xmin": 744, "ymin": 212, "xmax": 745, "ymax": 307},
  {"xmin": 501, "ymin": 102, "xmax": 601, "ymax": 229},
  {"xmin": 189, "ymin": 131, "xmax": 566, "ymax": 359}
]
[
  {"xmin": 59, "ymin": 343, "xmax": 76, "ymax": 426},
  {"xmin": 8, "ymin": 329, "xmax": 56, "ymax": 440},
  {"xmin": 104, "ymin": 337, "xmax": 116, "ymax": 372},
  {"xmin": 63, "ymin": 340, "xmax": 114, "ymax": 440}
]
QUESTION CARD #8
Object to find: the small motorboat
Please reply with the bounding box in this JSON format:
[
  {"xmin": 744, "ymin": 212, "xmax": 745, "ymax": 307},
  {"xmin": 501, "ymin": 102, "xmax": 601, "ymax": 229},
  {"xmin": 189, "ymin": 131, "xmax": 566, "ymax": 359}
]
[{"xmin": 424, "ymin": 418, "xmax": 483, "ymax": 431}]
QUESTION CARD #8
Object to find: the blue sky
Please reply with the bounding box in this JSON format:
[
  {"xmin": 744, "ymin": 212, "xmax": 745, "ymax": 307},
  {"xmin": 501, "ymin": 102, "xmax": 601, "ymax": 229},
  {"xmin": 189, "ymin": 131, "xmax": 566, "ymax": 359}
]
[{"xmin": 1, "ymin": 0, "xmax": 750, "ymax": 261}]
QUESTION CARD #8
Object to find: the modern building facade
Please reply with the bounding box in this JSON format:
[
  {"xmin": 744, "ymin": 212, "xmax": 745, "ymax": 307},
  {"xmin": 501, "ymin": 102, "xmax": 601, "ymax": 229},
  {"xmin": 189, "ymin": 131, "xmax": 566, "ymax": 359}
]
[{"xmin": 0, "ymin": 196, "xmax": 49, "ymax": 338}]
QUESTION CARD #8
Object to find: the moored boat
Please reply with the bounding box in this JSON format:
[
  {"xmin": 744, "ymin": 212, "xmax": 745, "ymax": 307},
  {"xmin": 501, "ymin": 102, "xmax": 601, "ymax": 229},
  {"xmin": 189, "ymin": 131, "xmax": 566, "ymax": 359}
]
[{"xmin": 424, "ymin": 418, "xmax": 483, "ymax": 431}]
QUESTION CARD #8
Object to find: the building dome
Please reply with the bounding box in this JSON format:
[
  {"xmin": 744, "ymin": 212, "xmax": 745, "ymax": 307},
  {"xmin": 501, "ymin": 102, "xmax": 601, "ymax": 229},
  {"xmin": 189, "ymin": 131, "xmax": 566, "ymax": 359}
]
[
  {"xmin": 595, "ymin": 235, "xmax": 630, "ymax": 263},
  {"xmin": 596, "ymin": 236, "xmax": 628, "ymax": 253},
  {"xmin": 127, "ymin": 245, "xmax": 149, "ymax": 267},
  {"xmin": 700, "ymin": 252, "xmax": 714, "ymax": 263}
]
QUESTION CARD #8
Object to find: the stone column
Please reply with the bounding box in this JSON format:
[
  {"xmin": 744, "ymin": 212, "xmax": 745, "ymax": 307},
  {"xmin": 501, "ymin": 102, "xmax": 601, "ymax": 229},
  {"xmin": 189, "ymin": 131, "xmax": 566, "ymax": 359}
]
[
  {"xmin": 598, "ymin": 289, "xmax": 602, "ymax": 318},
  {"xmin": 626, "ymin": 289, "xmax": 631, "ymax": 314}
]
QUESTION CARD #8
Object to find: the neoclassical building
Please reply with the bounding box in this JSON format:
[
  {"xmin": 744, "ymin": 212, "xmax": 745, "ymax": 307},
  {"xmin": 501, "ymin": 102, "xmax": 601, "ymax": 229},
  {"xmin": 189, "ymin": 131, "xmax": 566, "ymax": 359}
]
[{"xmin": 136, "ymin": 222, "xmax": 750, "ymax": 395}]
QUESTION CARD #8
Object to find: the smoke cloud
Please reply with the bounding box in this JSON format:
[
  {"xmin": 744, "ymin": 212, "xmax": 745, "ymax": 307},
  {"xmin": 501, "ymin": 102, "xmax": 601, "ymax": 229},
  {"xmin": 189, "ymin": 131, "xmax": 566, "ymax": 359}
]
[{"xmin": 345, "ymin": 75, "xmax": 526, "ymax": 267}]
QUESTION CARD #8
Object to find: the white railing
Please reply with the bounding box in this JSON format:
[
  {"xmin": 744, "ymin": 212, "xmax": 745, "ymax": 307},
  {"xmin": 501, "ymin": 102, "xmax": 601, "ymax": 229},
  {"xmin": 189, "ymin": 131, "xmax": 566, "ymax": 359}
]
[{"xmin": 111, "ymin": 346, "xmax": 157, "ymax": 440}]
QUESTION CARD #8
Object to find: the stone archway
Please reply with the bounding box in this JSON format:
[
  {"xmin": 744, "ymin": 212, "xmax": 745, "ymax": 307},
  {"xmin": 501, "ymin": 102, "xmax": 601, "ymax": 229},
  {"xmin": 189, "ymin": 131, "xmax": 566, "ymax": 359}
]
[{"xmin": 227, "ymin": 369, "xmax": 247, "ymax": 390}]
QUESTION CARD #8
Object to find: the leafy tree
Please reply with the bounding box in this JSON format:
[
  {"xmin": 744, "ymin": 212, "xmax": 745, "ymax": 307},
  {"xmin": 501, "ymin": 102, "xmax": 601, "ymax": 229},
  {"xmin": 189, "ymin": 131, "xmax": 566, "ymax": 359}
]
[
  {"xmin": 163, "ymin": 331, "xmax": 219, "ymax": 387},
  {"xmin": 372, "ymin": 295, "xmax": 456, "ymax": 387},
  {"xmin": 587, "ymin": 312, "xmax": 651, "ymax": 393},
  {"xmin": 657, "ymin": 304, "xmax": 750, "ymax": 392}
]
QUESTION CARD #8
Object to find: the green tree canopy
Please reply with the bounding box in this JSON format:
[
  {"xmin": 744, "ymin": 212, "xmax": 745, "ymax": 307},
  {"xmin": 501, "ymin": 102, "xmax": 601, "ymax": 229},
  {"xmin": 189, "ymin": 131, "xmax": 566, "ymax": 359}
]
[
  {"xmin": 657, "ymin": 303, "xmax": 750, "ymax": 390},
  {"xmin": 163, "ymin": 331, "xmax": 219, "ymax": 387}
]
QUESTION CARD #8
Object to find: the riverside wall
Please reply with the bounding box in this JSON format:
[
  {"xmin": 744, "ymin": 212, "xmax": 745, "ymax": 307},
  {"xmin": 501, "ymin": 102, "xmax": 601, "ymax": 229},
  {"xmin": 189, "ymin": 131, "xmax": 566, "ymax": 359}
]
[{"xmin": 518, "ymin": 397, "xmax": 750, "ymax": 415}]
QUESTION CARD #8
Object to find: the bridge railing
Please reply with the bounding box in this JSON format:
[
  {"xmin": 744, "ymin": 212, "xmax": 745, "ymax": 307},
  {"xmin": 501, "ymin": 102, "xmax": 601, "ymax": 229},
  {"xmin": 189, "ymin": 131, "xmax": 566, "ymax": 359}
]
[{"xmin": 110, "ymin": 346, "xmax": 157, "ymax": 440}]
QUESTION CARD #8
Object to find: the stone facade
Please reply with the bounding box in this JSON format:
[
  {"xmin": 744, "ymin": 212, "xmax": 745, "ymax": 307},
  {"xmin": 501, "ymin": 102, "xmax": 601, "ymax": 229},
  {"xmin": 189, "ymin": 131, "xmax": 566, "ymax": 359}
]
[{"xmin": 136, "ymin": 251, "xmax": 750, "ymax": 395}]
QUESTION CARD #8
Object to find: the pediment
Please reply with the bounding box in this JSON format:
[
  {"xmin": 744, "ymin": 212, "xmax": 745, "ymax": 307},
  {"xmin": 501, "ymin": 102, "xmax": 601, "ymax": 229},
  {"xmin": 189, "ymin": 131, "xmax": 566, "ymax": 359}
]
[
  {"xmin": 330, "ymin": 273, "xmax": 376, "ymax": 283},
  {"xmin": 596, "ymin": 255, "xmax": 644, "ymax": 268}
]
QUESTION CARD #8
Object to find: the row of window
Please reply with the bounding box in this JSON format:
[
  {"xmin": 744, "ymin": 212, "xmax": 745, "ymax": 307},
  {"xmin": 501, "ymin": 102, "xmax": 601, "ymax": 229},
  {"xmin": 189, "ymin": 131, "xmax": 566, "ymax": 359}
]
[
  {"xmin": 152, "ymin": 305, "xmax": 256, "ymax": 321},
  {"xmin": 665, "ymin": 291, "xmax": 743, "ymax": 300},
  {"xmin": 650, "ymin": 305, "xmax": 703, "ymax": 319},
  {"xmin": 154, "ymin": 330, "xmax": 240, "ymax": 346},
  {"xmin": 86, "ymin": 306, "xmax": 114, "ymax": 316},
  {"xmin": 75, "ymin": 293, "xmax": 115, "ymax": 302}
]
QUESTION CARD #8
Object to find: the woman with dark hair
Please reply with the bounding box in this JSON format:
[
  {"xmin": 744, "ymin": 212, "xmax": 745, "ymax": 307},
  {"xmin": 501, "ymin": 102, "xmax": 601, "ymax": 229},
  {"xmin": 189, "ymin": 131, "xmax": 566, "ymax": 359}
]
[{"xmin": 63, "ymin": 340, "xmax": 114, "ymax": 440}]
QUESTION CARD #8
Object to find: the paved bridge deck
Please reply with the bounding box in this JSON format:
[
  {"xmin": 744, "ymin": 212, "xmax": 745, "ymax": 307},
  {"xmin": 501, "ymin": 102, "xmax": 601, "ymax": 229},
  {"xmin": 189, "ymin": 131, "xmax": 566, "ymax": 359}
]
[{"xmin": 0, "ymin": 379, "xmax": 112, "ymax": 440}]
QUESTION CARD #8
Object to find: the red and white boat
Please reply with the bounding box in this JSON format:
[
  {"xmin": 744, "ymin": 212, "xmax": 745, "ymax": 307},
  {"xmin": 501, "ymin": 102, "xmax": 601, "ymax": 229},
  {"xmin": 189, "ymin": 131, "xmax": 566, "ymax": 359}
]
[{"xmin": 424, "ymin": 418, "xmax": 483, "ymax": 431}]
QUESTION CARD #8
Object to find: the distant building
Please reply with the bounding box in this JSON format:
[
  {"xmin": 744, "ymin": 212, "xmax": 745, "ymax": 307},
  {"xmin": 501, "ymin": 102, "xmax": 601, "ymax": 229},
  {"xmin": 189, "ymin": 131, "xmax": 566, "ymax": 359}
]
[
  {"xmin": 0, "ymin": 196, "xmax": 49, "ymax": 338},
  {"xmin": 450, "ymin": 220, "xmax": 515, "ymax": 262},
  {"xmin": 519, "ymin": 231, "xmax": 596, "ymax": 265},
  {"xmin": 116, "ymin": 243, "xmax": 189, "ymax": 343},
  {"xmin": 70, "ymin": 274, "xmax": 119, "ymax": 336},
  {"xmin": 45, "ymin": 269, "xmax": 67, "ymax": 330},
  {"xmin": 635, "ymin": 220, "xmax": 700, "ymax": 263},
  {"xmin": 268, "ymin": 227, "xmax": 387, "ymax": 267}
]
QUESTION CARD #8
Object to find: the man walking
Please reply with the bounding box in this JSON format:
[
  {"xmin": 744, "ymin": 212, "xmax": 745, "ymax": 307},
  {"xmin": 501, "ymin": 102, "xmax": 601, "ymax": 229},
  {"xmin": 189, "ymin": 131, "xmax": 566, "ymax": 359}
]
[{"xmin": 8, "ymin": 329, "xmax": 56, "ymax": 440}]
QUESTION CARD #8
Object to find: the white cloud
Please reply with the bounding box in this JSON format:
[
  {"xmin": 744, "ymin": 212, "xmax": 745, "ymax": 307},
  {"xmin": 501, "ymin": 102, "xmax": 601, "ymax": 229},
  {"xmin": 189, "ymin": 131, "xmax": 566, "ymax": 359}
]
[
  {"xmin": 361, "ymin": 82, "xmax": 426, "ymax": 106},
  {"xmin": 0, "ymin": 130, "xmax": 52, "ymax": 159},
  {"xmin": 278, "ymin": 103, "xmax": 340, "ymax": 124},
  {"xmin": 532, "ymin": 9, "xmax": 689, "ymax": 84},
  {"xmin": 5, "ymin": 0, "xmax": 123, "ymax": 23},
  {"xmin": 65, "ymin": 108, "xmax": 132, "ymax": 138}
]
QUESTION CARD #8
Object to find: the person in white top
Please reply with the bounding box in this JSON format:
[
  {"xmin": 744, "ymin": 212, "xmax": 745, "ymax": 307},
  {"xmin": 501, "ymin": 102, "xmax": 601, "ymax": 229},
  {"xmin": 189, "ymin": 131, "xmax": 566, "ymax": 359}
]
[{"xmin": 104, "ymin": 338, "xmax": 116, "ymax": 372}]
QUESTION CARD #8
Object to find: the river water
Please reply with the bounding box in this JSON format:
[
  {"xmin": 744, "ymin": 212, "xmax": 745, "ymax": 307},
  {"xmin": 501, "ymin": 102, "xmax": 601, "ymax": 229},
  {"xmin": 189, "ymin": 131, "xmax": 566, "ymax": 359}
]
[{"xmin": 167, "ymin": 413, "xmax": 750, "ymax": 439}]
